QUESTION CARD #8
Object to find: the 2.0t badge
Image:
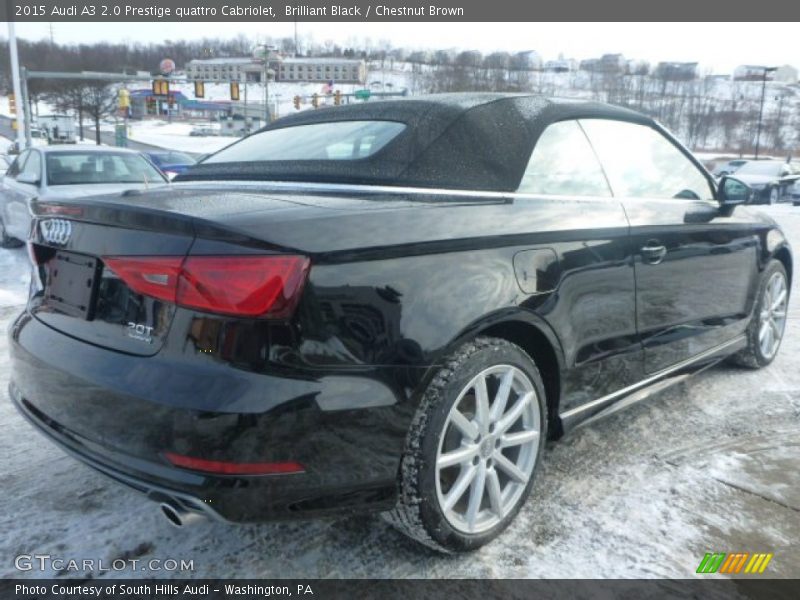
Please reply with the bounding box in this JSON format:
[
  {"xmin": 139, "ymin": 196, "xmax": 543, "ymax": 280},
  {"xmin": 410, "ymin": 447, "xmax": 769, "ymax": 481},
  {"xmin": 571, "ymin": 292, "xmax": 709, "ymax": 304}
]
[{"xmin": 126, "ymin": 322, "xmax": 154, "ymax": 344}]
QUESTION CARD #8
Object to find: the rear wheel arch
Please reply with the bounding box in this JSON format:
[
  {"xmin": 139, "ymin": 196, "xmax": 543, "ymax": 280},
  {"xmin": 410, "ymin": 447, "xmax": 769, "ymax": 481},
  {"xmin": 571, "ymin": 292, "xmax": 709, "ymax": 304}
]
[
  {"xmin": 421, "ymin": 313, "xmax": 564, "ymax": 440},
  {"xmin": 773, "ymin": 245, "xmax": 793, "ymax": 288}
]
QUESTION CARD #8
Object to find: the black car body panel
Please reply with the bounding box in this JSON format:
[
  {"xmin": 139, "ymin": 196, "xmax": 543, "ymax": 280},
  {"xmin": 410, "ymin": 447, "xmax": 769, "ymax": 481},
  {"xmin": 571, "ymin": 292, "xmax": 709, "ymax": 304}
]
[{"xmin": 8, "ymin": 94, "xmax": 793, "ymax": 522}]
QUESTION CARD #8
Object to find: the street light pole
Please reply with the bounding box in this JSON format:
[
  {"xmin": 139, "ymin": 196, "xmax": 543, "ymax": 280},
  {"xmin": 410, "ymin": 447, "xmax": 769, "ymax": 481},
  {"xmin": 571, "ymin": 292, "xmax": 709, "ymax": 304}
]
[
  {"xmin": 755, "ymin": 66, "xmax": 777, "ymax": 160},
  {"xmin": 7, "ymin": 21, "xmax": 26, "ymax": 151},
  {"xmin": 255, "ymin": 44, "xmax": 275, "ymax": 124}
]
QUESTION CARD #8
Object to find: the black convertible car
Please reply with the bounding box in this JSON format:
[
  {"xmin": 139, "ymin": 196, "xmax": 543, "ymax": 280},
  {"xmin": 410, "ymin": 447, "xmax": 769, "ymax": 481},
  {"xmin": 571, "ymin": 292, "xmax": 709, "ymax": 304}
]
[{"xmin": 8, "ymin": 94, "xmax": 792, "ymax": 552}]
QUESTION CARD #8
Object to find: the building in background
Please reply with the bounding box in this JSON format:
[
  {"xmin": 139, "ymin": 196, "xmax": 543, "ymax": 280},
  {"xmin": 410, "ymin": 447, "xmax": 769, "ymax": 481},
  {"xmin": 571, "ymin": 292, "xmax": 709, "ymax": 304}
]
[
  {"xmin": 185, "ymin": 57, "xmax": 264, "ymax": 82},
  {"xmin": 276, "ymin": 58, "xmax": 366, "ymax": 83},
  {"xmin": 580, "ymin": 54, "xmax": 627, "ymax": 74},
  {"xmin": 774, "ymin": 65, "xmax": 799, "ymax": 84},
  {"xmin": 185, "ymin": 57, "xmax": 366, "ymax": 84},
  {"xmin": 654, "ymin": 62, "xmax": 699, "ymax": 80},
  {"xmin": 127, "ymin": 89, "xmax": 231, "ymax": 119}
]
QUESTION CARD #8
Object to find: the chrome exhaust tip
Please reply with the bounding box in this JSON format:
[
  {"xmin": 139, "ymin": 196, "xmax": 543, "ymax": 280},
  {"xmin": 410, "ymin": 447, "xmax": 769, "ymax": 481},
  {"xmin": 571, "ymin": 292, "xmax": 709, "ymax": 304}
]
[{"xmin": 159, "ymin": 501, "xmax": 206, "ymax": 528}]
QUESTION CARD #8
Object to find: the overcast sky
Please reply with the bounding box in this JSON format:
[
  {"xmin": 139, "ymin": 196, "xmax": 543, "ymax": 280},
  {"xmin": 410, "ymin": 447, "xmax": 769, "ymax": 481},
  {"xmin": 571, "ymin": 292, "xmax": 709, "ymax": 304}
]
[{"xmin": 8, "ymin": 22, "xmax": 798, "ymax": 74}]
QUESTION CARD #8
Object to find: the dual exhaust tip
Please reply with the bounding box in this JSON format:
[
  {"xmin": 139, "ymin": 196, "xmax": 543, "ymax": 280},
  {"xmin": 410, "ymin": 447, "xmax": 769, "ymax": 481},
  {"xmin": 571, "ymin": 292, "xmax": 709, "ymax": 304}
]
[{"xmin": 159, "ymin": 501, "xmax": 206, "ymax": 528}]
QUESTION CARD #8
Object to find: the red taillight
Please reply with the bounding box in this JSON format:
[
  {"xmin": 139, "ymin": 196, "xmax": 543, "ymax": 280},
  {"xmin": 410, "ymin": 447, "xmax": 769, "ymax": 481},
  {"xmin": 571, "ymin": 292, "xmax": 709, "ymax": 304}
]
[
  {"xmin": 163, "ymin": 451, "xmax": 305, "ymax": 475},
  {"xmin": 103, "ymin": 256, "xmax": 182, "ymax": 303},
  {"xmin": 37, "ymin": 204, "xmax": 84, "ymax": 217},
  {"xmin": 103, "ymin": 255, "xmax": 310, "ymax": 318}
]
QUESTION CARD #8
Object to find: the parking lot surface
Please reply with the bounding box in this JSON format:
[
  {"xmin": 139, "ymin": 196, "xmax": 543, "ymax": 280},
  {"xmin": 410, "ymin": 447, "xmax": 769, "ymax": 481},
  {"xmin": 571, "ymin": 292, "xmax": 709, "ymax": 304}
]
[{"xmin": 1, "ymin": 205, "xmax": 798, "ymax": 579}]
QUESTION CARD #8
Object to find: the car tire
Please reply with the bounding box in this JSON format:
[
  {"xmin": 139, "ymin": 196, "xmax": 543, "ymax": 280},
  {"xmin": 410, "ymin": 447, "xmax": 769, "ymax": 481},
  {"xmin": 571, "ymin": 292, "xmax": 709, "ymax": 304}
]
[
  {"xmin": 0, "ymin": 218, "xmax": 24, "ymax": 249},
  {"xmin": 767, "ymin": 187, "xmax": 778, "ymax": 205},
  {"xmin": 730, "ymin": 259, "xmax": 789, "ymax": 369},
  {"xmin": 383, "ymin": 336, "xmax": 547, "ymax": 553}
]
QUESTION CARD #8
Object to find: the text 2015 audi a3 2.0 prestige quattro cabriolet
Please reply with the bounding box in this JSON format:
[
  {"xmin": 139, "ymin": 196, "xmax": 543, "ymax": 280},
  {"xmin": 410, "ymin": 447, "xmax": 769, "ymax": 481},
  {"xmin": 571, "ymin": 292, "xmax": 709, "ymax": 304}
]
[{"xmin": 8, "ymin": 94, "xmax": 792, "ymax": 552}]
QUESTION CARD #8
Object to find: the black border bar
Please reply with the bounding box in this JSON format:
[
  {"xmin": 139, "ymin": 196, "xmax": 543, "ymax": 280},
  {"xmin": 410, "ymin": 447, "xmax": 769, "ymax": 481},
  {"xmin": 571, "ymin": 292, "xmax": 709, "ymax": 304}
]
[
  {"xmin": 2, "ymin": 579, "xmax": 800, "ymax": 600},
  {"xmin": 3, "ymin": 0, "xmax": 800, "ymax": 22}
]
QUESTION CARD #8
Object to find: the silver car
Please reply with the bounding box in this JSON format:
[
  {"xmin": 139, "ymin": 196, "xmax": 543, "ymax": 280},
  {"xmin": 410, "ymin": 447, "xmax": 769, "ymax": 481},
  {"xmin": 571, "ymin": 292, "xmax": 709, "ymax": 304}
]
[{"xmin": 0, "ymin": 146, "xmax": 168, "ymax": 247}]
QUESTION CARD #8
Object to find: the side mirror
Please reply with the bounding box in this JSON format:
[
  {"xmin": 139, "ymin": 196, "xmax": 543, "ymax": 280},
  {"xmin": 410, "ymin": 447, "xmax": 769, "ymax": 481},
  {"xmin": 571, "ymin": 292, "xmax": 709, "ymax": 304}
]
[
  {"xmin": 718, "ymin": 176, "xmax": 751, "ymax": 209},
  {"xmin": 16, "ymin": 172, "xmax": 40, "ymax": 186}
]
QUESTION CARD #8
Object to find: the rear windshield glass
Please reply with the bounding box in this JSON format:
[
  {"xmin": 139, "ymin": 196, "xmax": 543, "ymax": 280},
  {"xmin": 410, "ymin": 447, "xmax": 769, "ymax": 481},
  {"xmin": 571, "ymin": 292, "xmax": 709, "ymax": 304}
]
[
  {"xmin": 204, "ymin": 120, "xmax": 406, "ymax": 163},
  {"xmin": 152, "ymin": 151, "xmax": 196, "ymax": 164},
  {"xmin": 47, "ymin": 152, "xmax": 165, "ymax": 186}
]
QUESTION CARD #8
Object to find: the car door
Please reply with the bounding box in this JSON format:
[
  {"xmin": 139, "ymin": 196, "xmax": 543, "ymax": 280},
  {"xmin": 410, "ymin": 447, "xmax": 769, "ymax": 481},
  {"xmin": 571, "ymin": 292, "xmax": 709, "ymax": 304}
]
[
  {"xmin": 515, "ymin": 119, "xmax": 641, "ymax": 412},
  {"xmin": 581, "ymin": 119, "xmax": 758, "ymax": 374}
]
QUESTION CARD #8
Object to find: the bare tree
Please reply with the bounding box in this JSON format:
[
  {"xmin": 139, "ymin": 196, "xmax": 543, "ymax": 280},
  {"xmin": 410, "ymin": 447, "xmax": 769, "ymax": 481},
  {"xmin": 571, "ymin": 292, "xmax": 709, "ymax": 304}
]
[
  {"xmin": 83, "ymin": 81, "xmax": 118, "ymax": 145},
  {"xmin": 46, "ymin": 81, "xmax": 91, "ymax": 141}
]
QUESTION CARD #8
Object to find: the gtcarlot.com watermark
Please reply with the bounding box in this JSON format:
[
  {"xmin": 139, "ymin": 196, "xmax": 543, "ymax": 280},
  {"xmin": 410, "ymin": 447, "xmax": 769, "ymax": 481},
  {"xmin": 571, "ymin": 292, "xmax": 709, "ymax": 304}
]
[{"xmin": 14, "ymin": 553, "xmax": 194, "ymax": 573}]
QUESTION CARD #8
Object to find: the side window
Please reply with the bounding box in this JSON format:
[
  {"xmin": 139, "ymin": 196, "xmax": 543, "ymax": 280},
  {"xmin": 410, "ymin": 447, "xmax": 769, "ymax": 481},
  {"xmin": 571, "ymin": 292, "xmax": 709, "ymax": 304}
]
[
  {"xmin": 19, "ymin": 151, "xmax": 42, "ymax": 182},
  {"xmin": 580, "ymin": 119, "xmax": 714, "ymax": 201},
  {"xmin": 518, "ymin": 120, "xmax": 611, "ymax": 197}
]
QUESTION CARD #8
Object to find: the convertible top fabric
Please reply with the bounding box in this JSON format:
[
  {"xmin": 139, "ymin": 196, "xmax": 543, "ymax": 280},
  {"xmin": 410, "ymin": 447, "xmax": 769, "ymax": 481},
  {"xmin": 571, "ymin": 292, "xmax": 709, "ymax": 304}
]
[{"xmin": 176, "ymin": 94, "xmax": 654, "ymax": 192}]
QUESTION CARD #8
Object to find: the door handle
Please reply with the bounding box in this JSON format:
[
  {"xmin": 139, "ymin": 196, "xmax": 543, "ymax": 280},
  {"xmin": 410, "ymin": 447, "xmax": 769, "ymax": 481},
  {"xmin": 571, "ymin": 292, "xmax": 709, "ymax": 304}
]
[{"xmin": 641, "ymin": 242, "xmax": 667, "ymax": 265}]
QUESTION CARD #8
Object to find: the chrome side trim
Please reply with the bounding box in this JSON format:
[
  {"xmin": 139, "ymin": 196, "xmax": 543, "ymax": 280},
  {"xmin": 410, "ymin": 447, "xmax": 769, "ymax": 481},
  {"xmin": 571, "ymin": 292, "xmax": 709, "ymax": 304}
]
[
  {"xmin": 559, "ymin": 335, "xmax": 746, "ymax": 421},
  {"xmin": 173, "ymin": 179, "xmax": 620, "ymax": 204}
]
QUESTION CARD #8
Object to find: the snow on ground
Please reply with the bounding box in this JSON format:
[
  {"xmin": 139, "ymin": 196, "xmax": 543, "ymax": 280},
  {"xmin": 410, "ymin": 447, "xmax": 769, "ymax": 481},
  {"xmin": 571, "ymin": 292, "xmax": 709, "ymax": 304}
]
[
  {"xmin": 0, "ymin": 247, "xmax": 29, "ymax": 309},
  {"xmin": 124, "ymin": 120, "xmax": 239, "ymax": 154},
  {"xmin": 0, "ymin": 206, "xmax": 799, "ymax": 578}
]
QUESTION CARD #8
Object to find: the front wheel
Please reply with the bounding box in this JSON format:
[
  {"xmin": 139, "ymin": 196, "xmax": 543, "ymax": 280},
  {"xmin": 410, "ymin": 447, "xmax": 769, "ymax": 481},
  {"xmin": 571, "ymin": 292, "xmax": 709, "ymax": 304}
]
[
  {"xmin": 384, "ymin": 337, "xmax": 547, "ymax": 552},
  {"xmin": 731, "ymin": 260, "xmax": 789, "ymax": 368}
]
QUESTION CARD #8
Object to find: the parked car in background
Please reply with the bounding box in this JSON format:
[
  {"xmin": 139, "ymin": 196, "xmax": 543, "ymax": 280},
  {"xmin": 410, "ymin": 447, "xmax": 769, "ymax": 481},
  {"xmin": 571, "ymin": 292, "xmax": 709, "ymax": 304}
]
[
  {"xmin": 8, "ymin": 95, "xmax": 792, "ymax": 553},
  {"xmin": 190, "ymin": 126, "xmax": 217, "ymax": 137},
  {"xmin": 144, "ymin": 150, "xmax": 197, "ymax": 179},
  {"xmin": 713, "ymin": 159, "xmax": 749, "ymax": 178},
  {"xmin": 733, "ymin": 159, "xmax": 800, "ymax": 204},
  {"xmin": 0, "ymin": 146, "xmax": 168, "ymax": 247},
  {"xmin": 791, "ymin": 179, "xmax": 800, "ymax": 206}
]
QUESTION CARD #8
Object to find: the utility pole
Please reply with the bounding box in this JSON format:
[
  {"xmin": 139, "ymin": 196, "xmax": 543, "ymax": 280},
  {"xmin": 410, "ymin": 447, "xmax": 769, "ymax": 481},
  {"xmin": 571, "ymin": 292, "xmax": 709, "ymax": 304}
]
[
  {"xmin": 755, "ymin": 66, "xmax": 777, "ymax": 160},
  {"xmin": 21, "ymin": 67, "xmax": 32, "ymax": 147},
  {"xmin": 7, "ymin": 21, "xmax": 26, "ymax": 151}
]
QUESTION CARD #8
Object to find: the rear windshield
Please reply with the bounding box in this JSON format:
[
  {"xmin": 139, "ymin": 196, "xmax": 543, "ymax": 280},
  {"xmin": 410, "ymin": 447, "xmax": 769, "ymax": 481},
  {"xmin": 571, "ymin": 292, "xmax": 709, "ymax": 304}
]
[
  {"xmin": 47, "ymin": 152, "xmax": 166, "ymax": 186},
  {"xmin": 152, "ymin": 151, "xmax": 196, "ymax": 165},
  {"xmin": 204, "ymin": 120, "xmax": 406, "ymax": 163}
]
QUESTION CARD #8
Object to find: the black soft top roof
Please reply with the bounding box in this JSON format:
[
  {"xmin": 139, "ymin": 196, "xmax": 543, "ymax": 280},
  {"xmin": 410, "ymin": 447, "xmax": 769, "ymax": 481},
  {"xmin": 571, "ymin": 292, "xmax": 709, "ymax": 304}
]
[{"xmin": 177, "ymin": 93, "xmax": 655, "ymax": 192}]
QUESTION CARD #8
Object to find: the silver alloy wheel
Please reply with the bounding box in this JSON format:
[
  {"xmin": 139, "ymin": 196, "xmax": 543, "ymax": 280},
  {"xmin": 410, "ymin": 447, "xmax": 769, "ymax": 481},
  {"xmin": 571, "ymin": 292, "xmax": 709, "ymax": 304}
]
[
  {"xmin": 435, "ymin": 364, "xmax": 541, "ymax": 534},
  {"xmin": 769, "ymin": 187, "xmax": 779, "ymax": 204},
  {"xmin": 759, "ymin": 271, "xmax": 788, "ymax": 359}
]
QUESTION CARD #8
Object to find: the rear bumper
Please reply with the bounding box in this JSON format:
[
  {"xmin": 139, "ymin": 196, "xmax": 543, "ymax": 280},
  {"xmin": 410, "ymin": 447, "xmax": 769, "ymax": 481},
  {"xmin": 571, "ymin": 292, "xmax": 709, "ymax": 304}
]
[{"xmin": 8, "ymin": 310, "xmax": 416, "ymax": 522}]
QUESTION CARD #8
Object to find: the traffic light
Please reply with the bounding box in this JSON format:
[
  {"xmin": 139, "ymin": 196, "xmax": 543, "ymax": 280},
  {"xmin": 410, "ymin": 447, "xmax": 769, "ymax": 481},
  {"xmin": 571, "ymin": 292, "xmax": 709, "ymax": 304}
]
[
  {"xmin": 194, "ymin": 80, "xmax": 205, "ymax": 99},
  {"xmin": 293, "ymin": 95, "xmax": 301, "ymax": 110},
  {"xmin": 8, "ymin": 94, "xmax": 16, "ymax": 114},
  {"xmin": 152, "ymin": 80, "xmax": 169, "ymax": 96},
  {"xmin": 311, "ymin": 93, "xmax": 319, "ymax": 109},
  {"xmin": 118, "ymin": 88, "xmax": 130, "ymax": 110},
  {"xmin": 334, "ymin": 90, "xmax": 342, "ymax": 106},
  {"xmin": 230, "ymin": 81, "xmax": 240, "ymax": 101}
]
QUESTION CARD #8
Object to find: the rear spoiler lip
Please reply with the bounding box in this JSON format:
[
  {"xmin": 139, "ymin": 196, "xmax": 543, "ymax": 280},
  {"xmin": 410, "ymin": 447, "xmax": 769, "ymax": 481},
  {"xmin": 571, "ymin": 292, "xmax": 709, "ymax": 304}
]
[{"xmin": 30, "ymin": 199, "xmax": 294, "ymax": 254}]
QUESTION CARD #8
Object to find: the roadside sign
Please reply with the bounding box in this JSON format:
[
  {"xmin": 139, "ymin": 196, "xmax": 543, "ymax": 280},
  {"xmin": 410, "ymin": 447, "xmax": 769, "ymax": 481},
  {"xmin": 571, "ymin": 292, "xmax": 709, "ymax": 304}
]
[
  {"xmin": 114, "ymin": 124, "xmax": 128, "ymax": 147},
  {"xmin": 354, "ymin": 89, "xmax": 371, "ymax": 100}
]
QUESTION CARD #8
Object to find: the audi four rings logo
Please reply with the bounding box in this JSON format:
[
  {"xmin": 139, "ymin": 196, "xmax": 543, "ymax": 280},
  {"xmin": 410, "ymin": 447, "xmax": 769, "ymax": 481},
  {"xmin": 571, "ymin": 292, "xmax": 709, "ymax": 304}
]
[{"xmin": 40, "ymin": 219, "xmax": 72, "ymax": 245}]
